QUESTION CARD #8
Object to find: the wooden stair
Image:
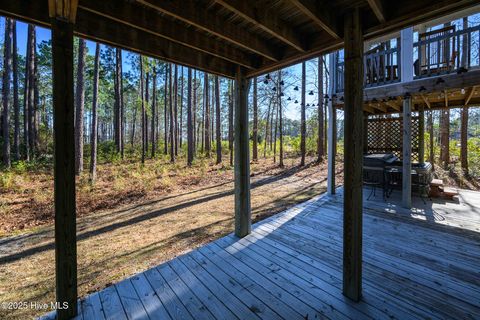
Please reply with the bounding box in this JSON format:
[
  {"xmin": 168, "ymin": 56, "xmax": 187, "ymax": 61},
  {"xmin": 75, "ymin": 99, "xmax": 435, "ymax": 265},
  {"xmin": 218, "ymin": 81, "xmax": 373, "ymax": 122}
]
[{"xmin": 429, "ymin": 179, "xmax": 459, "ymax": 199}]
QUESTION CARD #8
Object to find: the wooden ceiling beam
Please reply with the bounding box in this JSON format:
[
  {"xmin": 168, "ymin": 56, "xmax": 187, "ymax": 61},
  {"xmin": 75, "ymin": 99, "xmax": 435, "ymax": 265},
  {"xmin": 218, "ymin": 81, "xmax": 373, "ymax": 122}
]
[
  {"xmin": 79, "ymin": 0, "xmax": 259, "ymax": 69},
  {"xmin": 215, "ymin": 0, "xmax": 306, "ymax": 52},
  {"xmin": 367, "ymin": 0, "xmax": 386, "ymax": 23},
  {"xmin": 287, "ymin": 0, "xmax": 340, "ymax": 39},
  {"xmin": 137, "ymin": 0, "xmax": 281, "ymax": 62}
]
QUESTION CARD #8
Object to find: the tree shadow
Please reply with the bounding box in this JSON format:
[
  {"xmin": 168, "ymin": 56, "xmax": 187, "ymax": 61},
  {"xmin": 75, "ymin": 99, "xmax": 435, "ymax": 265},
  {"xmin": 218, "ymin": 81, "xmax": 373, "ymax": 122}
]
[{"xmin": 0, "ymin": 162, "xmax": 317, "ymax": 264}]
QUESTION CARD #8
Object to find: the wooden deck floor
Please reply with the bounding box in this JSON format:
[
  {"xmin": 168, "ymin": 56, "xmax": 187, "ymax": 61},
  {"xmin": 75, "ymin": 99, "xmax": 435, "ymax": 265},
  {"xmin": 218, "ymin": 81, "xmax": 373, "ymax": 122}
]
[{"xmin": 41, "ymin": 188, "xmax": 480, "ymax": 320}]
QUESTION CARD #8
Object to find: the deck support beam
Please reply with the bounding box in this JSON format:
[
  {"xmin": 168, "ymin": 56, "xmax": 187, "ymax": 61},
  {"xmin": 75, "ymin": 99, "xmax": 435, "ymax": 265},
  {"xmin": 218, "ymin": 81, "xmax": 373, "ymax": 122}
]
[
  {"xmin": 51, "ymin": 11, "xmax": 77, "ymax": 320},
  {"xmin": 327, "ymin": 54, "xmax": 336, "ymax": 195},
  {"xmin": 402, "ymin": 95, "xmax": 412, "ymax": 208},
  {"xmin": 234, "ymin": 66, "xmax": 251, "ymax": 237},
  {"xmin": 342, "ymin": 7, "xmax": 363, "ymax": 302}
]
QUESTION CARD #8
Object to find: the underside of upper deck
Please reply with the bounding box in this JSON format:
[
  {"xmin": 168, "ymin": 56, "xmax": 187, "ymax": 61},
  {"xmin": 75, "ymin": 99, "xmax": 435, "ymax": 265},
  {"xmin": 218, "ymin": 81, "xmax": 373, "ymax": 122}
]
[{"xmin": 40, "ymin": 188, "xmax": 480, "ymax": 320}]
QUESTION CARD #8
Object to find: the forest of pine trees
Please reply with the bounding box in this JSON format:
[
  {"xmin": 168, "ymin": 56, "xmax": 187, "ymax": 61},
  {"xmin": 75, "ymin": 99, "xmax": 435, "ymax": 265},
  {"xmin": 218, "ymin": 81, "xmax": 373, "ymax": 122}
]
[{"xmin": 1, "ymin": 18, "xmax": 480, "ymax": 181}]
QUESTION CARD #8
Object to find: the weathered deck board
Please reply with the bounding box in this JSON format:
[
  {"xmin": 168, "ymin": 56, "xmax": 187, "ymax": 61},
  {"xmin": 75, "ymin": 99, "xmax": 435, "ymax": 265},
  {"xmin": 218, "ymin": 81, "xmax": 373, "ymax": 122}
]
[{"xmin": 40, "ymin": 188, "xmax": 480, "ymax": 320}]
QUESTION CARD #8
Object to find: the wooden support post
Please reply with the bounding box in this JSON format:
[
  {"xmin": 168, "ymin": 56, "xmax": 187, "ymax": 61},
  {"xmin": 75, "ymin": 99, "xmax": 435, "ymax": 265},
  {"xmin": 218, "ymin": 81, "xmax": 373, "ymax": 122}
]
[
  {"xmin": 234, "ymin": 66, "xmax": 251, "ymax": 237},
  {"xmin": 400, "ymin": 27, "xmax": 414, "ymax": 82},
  {"xmin": 51, "ymin": 18, "xmax": 77, "ymax": 319},
  {"xmin": 402, "ymin": 95, "xmax": 412, "ymax": 208},
  {"xmin": 327, "ymin": 53, "xmax": 336, "ymax": 195},
  {"xmin": 343, "ymin": 7, "xmax": 363, "ymax": 302},
  {"xmin": 418, "ymin": 104, "xmax": 425, "ymax": 164}
]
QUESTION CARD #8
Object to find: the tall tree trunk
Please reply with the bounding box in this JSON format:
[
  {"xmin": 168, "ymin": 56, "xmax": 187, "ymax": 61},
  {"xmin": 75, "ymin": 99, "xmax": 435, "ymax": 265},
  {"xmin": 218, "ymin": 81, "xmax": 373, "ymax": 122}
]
[
  {"xmin": 269, "ymin": 95, "xmax": 275, "ymax": 151},
  {"xmin": 273, "ymin": 97, "xmax": 278, "ymax": 163},
  {"xmin": 317, "ymin": 56, "xmax": 324, "ymax": 162},
  {"xmin": 193, "ymin": 70, "xmax": 197, "ymax": 154},
  {"xmin": 2, "ymin": 18, "xmax": 12, "ymax": 168},
  {"xmin": 180, "ymin": 66, "xmax": 184, "ymax": 148},
  {"xmin": 228, "ymin": 80, "xmax": 233, "ymax": 166},
  {"xmin": 201, "ymin": 74, "xmax": 205, "ymax": 153},
  {"xmin": 252, "ymin": 77, "xmax": 258, "ymax": 162},
  {"xmin": 169, "ymin": 63, "xmax": 175, "ymax": 162},
  {"xmin": 119, "ymin": 49, "xmax": 124, "ymax": 159},
  {"xmin": 215, "ymin": 75, "xmax": 222, "ymax": 164},
  {"xmin": 164, "ymin": 64, "xmax": 168, "ymax": 155},
  {"xmin": 187, "ymin": 68, "xmax": 194, "ymax": 166},
  {"xmin": 145, "ymin": 71, "xmax": 149, "ymax": 154},
  {"xmin": 300, "ymin": 62, "xmax": 306, "ymax": 166},
  {"xmin": 460, "ymin": 106, "xmax": 468, "ymax": 174},
  {"xmin": 90, "ymin": 43, "xmax": 100, "ymax": 183},
  {"xmin": 12, "ymin": 20, "xmax": 20, "ymax": 161},
  {"xmin": 140, "ymin": 56, "xmax": 145, "ymax": 164},
  {"xmin": 263, "ymin": 98, "xmax": 272, "ymax": 159},
  {"xmin": 151, "ymin": 67, "xmax": 157, "ymax": 158},
  {"xmin": 131, "ymin": 87, "xmax": 137, "ymax": 148},
  {"xmin": 33, "ymin": 29, "xmax": 39, "ymax": 153},
  {"xmin": 174, "ymin": 64, "xmax": 178, "ymax": 156},
  {"xmin": 74, "ymin": 38, "xmax": 86, "ymax": 175},
  {"xmin": 23, "ymin": 25, "xmax": 31, "ymax": 161},
  {"xmin": 278, "ymin": 70, "xmax": 284, "ymax": 167},
  {"xmin": 204, "ymin": 73, "xmax": 210, "ymax": 157},
  {"xmin": 439, "ymin": 109, "xmax": 449, "ymax": 169},
  {"xmin": 114, "ymin": 48, "xmax": 121, "ymax": 154},
  {"xmin": 27, "ymin": 25, "xmax": 36, "ymax": 159}
]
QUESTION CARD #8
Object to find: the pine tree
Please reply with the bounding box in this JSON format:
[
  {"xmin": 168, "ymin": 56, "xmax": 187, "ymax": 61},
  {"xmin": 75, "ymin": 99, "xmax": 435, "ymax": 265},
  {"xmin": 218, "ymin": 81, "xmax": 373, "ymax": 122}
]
[
  {"xmin": 90, "ymin": 43, "xmax": 100, "ymax": 183},
  {"xmin": 204, "ymin": 73, "xmax": 211, "ymax": 157},
  {"xmin": 12, "ymin": 20, "xmax": 20, "ymax": 161},
  {"xmin": 169, "ymin": 63, "xmax": 175, "ymax": 162},
  {"xmin": 215, "ymin": 75, "xmax": 222, "ymax": 164},
  {"xmin": 317, "ymin": 56, "xmax": 324, "ymax": 162},
  {"xmin": 2, "ymin": 18, "xmax": 13, "ymax": 168},
  {"xmin": 252, "ymin": 77, "xmax": 258, "ymax": 162},
  {"xmin": 74, "ymin": 38, "xmax": 86, "ymax": 175},
  {"xmin": 140, "ymin": 56, "xmax": 146, "ymax": 164},
  {"xmin": 151, "ymin": 67, "xmax": 157, "ymax": 158},
  {"xmin": 187, "ymin": 68, "xmax": 194, "ymax": 166},
  {"xmin": 300, "ymin": 62, "xmax": 306, "ymax": 166}
]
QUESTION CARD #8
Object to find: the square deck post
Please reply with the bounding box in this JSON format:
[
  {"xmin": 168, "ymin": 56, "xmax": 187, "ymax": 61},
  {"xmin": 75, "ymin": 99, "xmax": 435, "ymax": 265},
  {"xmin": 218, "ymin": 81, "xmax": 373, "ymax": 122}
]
[
  {"xmin": 343, "ymin": 7, "xmax": 364, "ymax": 302},
  {"xmin": 327, "ymin": 53, "xmax": 337, "ymax": 195},
  {"xmin": 400, "ymin": 27, "xmax": 414, "ymax": 82},
  {"xmin": 402, "ymin": 95, "xmax": 412, "ymax": 208},
  {"xmin": 234, "ymin": 66, "xmax": 251, "ymax": 237},
  {"xmin": 51, "ymin": 17, "xmax": 77, "ymax": 320}
]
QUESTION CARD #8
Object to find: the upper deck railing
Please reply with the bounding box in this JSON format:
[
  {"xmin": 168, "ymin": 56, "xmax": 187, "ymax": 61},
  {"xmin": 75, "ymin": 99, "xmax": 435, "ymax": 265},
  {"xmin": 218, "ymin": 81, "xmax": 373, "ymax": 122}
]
[{"xmin": 334, "ymin": 24, "xmax": 480, "ymax": 93}]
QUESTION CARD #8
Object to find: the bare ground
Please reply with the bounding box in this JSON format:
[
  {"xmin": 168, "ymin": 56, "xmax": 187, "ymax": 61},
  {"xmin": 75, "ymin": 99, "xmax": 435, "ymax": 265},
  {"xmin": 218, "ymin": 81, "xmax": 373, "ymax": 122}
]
[{"xmin": 0, "ymin": 155, "xmax": 343, "ymax": 320}]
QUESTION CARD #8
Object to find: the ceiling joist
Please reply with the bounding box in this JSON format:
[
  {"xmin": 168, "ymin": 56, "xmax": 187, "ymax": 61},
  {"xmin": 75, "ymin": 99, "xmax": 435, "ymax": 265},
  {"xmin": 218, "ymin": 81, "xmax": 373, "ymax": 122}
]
[
  {"xmin": 215, "ymin": 0, "xmax": 306, "ymax": 52},
  {"xmin": 137, "ymin": 0, "xmax": 281, "ymax": 62},
  {"xmin": 0, "ymin": 0, "xmax": 236, "ymax": 77},
  {"xmin": 79, "ymin": 0, "xmax": 258, "ymax": 69},
  {"xmin": 367, "ymin": 0, "xmax": 386, "ymax": 23},
  {"xmin": 287, "ymin": 0, "xmax": 340, "ymax": 39}
]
